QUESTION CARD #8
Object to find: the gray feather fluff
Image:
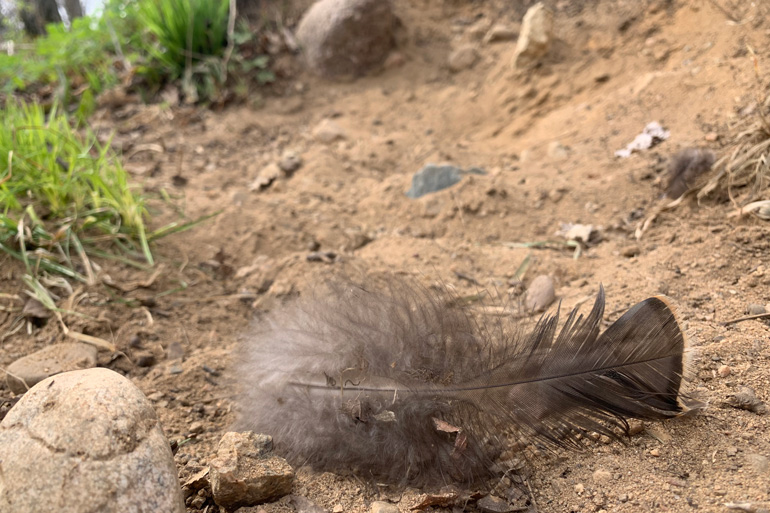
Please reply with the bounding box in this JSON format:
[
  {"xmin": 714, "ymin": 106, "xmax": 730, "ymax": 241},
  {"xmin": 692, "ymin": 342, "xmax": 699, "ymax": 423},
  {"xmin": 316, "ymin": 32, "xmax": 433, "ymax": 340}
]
[{"xmin": 235, "ymin": 278, "xmax": 690, "ymax": 485}]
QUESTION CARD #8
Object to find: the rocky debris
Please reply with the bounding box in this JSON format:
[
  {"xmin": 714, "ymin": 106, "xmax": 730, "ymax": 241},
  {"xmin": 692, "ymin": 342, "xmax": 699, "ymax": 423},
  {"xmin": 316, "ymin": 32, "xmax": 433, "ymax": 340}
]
[
  {"xmin": 513, "ymin": 3, "xmax": 553, "ymax": 68},
  {"xmin": 477, "ymin": 494, "xmax": 516, "ymax": 513},
  {"xmin": 621, "ymin": 244, "xmax": 641, "ymax": 258},
  {"xmin": 292, "ymin": 495, "xmax": 328, "ymax": 513},
  {"xmin": 557, "ymin": 223, "xmax": 600, "ymax": 244},
  {"xmin": 547, "ymin": 141, "xmax": 569, "ymax": 160},
  {"xmin": 747, "ymin": 303, "xmax": 767, "ymax": 315},
  {"xmin": 296, "ymin": 0, "xmax": 396, "ymax": 78},
  {"xmin": 5, "ymin": 342, "xmax": 98, "ymax": 394},
  {"xmin": 718, "ymin": 365, "xmax": 732, "ymax": 378},
  {"xmin": 723, "ymin": 387, "xmax": 767, "ymax": 414},
  {"xmin": 746, "ymin": 453, "xmax": 769, "ymax": 474},
  {"xmin": 665, "ymin": 148, "xmax": 715, "ymax": 198},
  {"xmin": 627, "ymin": 419, "xmax": 645, "ymax": 435},
  {"xmin": 249, "ymin": 163, "xmax": 282, "ymax": 191},
  {"xmin": 405, "ymin": 164, "xmax": 485, "ymax": 199},
  {"xmin": 21, "ymin": 297, "xmax": 50, "ymax": 321},
  {"xmin": 592, "ymin": 468, "xmax": 612, "ymax": 484},
  {"xmin": 209, "ymin": 432, "xmax": 294, "ymax": 509},
  {"xmin": 370, "ymin": 501, "xmax": 399, "ymax": 513},
  {"xmin": 0, "ymin": 368, "xmax": 185, "ymax": 512},
  {"xmin": 525, "ymin": 275, "xmax": 556, "ymax": 312},
  {"xmin": 484, "ymin": 24, "xmax": 517, "ymax": 44},
  {"xmin": 312, "ymin": 118, "xmax": 347, "ymax": 144},
  {"xmin": 278, "ymin": 150, "xmax": 303, "ymax": 174},
  {"xmin": 448, "ymin": 45, "xmax": 479, "ymax": 72},
  {"xmin": 615, "ymin": 122, "xmax": 670, "ymax": 158}
]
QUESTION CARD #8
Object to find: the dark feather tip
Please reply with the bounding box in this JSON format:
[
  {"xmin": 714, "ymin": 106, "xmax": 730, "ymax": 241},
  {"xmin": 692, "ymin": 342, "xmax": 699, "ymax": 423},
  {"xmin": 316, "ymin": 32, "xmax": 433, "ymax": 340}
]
[
  {"xmin": 665, "ymin": 147, "xmax": 716, "ymax": 199},
  {"xmin": 235, "ymin": 278, "xmax": 692, "ymax": 485}
]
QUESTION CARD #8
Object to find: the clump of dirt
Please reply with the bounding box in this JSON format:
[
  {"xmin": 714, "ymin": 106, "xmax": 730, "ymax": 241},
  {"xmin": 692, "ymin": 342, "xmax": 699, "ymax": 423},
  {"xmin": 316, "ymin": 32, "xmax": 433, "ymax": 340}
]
[{"xmin": 2, "ymin": 1, "xmax": 770, "ymax": 512}]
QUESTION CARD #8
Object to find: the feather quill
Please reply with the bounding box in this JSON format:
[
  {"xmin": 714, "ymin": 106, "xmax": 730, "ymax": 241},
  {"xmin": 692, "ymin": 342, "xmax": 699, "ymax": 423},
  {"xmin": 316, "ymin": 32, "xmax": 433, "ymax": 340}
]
[{"xmin": 236, "ymin": 278, "xmax": 691, "ymax": 485}]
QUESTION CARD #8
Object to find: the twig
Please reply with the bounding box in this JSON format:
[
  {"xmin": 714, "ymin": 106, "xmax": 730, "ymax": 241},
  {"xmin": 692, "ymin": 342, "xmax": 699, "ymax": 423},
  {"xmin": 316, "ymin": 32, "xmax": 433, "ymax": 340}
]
[
  {"xmin": 721, "ymin": 312, "xmax": 770, "ymax": 326},
  {"xmin": 220, "ymin": 0, "xmax": 237, "ymax": 81},
  {"xmin": 706, "ymin": 0, "xmax": 740, "ymax": 23}
]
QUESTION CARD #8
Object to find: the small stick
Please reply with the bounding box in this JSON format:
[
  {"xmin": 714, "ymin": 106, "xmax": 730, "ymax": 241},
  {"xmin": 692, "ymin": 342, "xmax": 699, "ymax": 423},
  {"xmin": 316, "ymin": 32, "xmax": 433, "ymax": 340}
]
[{"xmin": 721, "ymin": 312, "xmax": 770, "ymax": 326}]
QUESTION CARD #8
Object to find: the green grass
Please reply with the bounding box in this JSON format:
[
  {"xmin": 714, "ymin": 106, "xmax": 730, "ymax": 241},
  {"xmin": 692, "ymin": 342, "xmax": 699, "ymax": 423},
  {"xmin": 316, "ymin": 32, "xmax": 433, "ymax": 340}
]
[{"xmin": 0, "ymin": 99, "xmax": 152, "ymax": 284}]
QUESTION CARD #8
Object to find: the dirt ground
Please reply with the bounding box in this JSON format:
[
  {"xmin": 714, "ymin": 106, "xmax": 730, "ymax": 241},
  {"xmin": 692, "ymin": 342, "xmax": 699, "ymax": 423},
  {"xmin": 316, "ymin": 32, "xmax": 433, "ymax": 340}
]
[{"xmin": 2, "ymin": 0, "xmax": 770, "ymax": 511}]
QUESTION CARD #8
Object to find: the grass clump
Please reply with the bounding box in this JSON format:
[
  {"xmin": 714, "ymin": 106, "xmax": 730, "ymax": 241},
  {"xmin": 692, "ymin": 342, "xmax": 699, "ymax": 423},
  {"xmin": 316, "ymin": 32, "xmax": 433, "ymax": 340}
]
[{"xmin": 0, "ymin": 99, "xmax": 152, "ymax": 284}]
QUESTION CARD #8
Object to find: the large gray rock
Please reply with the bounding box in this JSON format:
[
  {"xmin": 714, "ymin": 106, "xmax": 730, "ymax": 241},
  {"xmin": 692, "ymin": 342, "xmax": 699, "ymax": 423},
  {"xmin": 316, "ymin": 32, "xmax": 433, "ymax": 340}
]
[
  {"xmin": 5, "ymin": 342, "xmax": 97, "ymax": 394},
  {"xmin": 296, "ymin": 0, "xmax": 396, "ymax": 78},
  {"xmin": 0, "ymin": 368, "xmax": 185, "ymax": 513}
]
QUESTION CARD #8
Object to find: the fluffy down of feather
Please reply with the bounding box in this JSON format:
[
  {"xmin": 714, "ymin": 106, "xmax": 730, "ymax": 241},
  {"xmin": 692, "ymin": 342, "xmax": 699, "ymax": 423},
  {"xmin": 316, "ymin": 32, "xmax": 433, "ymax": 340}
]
[{"xmin": 235, "ymin": 278, "xmax": 692, "ymax": 485}]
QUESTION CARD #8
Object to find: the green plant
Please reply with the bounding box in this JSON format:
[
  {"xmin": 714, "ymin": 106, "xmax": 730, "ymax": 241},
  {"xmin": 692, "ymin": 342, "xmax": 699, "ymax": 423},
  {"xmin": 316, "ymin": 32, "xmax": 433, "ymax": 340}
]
[
  {"xmin": 0, "ymin": 99, "xmax": 152, "ymax": 282},
  {"xmin": 139, "ymin": 0, "xmax": 230, "ymax": 80}
]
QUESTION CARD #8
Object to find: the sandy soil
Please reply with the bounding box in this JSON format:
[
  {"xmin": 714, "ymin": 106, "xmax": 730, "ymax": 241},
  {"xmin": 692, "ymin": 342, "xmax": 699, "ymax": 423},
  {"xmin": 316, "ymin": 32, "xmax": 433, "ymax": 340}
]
[{"xmin": 2, "ymin": 0, "xmax": 770, "ymax": 511}]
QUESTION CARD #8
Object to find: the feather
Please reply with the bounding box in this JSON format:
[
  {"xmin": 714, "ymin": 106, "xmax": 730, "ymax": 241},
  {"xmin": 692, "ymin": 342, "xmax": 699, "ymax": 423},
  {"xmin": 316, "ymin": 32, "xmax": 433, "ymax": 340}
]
[{"xmin": 235, "ymin": 277, "xmax": 692, "ymax": 485}]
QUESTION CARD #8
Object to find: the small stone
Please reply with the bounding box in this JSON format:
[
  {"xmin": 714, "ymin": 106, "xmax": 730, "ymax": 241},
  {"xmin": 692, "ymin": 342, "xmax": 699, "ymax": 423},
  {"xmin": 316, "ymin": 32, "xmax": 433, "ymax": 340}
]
[
  {"xmin": 718, "ymin": 365, "xmax": 732, "ymax": 378},
  {"xmin": 513, "ymin": 3, "xmax": 553, "ymax": 67},
  {"xmin": 627, "ymin": 419, "xmax": 645, "ymax": 436},
  {"xmin": 406, "ymin": 164, "xmax": 482, "ymax": 198},
  {"xmin": 593, "ymin": 469, "xmax": 612, "ymax": 483},
  {"xmin": 621, "ymin": 245, "xmax": 641, "ymax": 258},
  {"xmin": 209, "ymin": 432, "xmax": 294, "ymax": 509},
  {"xmin": 448, "ymin": 45, "xmax": 479, "ymax": 72},
  {"xmin": 704, "ymin": 132, "xmax": 719, "ymax": 142},
  {"xmin": 383, "ymin": 51, "xmax": 406, "ymax": 69},
  {"xmin": 477, "ymin": 494, "xmax": 516, "ymax": 513},
  {"xmin": 547, "ymin": 141, "xmax": 569, "ymax": 160},
  {"xmin": 291, "ymin": 495, "xmax": 328, "ymax": 513},
  {"xmin": 484, "ymin": 24, "xmax": 517, "ymax": 43},
  {"xmin": 574, "ymin": 483, "xmax": 585, "ymax": 494},
  {"xmin": 278, "ymin": 151, "xmax": 302, "ymax": 174},
  {"xmin": 189, "ymin": 421, "xmax": 206, "ymax": 435},
  {"xmin": 649, "ymin": 448, "xmax": 661, "ymax": 457},
  {"xmin": 312, "ymin": 119, "xmax": 347, "ymax": 143},
  {"xmin": 249, "ymin": 163, "xmax": 282, "ymax": 191},
  {"xmin": 525, "ymin": 275, "xmax": 556, "ymax": 312},
  {"xmin": 746, "ymin": 453, "xmax": 769, "ymax": 474},
  {"xmin": 6, "ymin": 343, "xmax": 98, "ymax": 394},
  {"xmin": 724, "ymin": 387, "xmax": 767, "ymax": 414},
  {"xmin": 333, "ymin": 505, "xmax": 344, "ymax": 513},
  {"xmin": 370, "ymin": 501, "xmax": 399, "ymax": 513},
  {"xmin": 747, "ymin": 303, "xmax": 767, "ymax": 315},
  {"xmin": 0, "ymin": 368, "xmax": 185, "ymax": 512},
  {"xmin": 726, "ymin": 446, "xmax": 738, "ymax": 457}
]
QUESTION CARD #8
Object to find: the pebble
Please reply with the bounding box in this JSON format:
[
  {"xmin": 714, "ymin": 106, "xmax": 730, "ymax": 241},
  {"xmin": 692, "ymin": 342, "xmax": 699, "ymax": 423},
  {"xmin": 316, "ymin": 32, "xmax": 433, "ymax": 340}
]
[
  {"xmin": 525, "ymin": 275, "xmax": 556, "ymax": 312},
  {"xmin": 249, "ymin": 163, "xmax": 282, "ymax": 191},
  {"xmin": 6, "ymin": 343, "xmax": 98, "ymax": 394},
  {"xmin": 477, "ymin": 494, "xmax": 516, "ymax": 513},
  {"xmin": 747, "ymin": 303, "xmax": 767, "ymax": 315},
  {"xmin": 547, "ymin": 141, "xmax": 569, "ymax": 160},
  {"xmin": 724, "ymin": 387, "xmax": 768, "ymax": 414},
  {"xmin": 718, "ymin": 365, "xmax": 731, "ymax": 378},
  {"xmin": 627, "ymin": 419, "xmax": 645, "ymax": 435},
  {"xmin": 209, "ymin": 432, "xmax": 294, "ymax": 509},
  {"xmin": 0, "ymin": 368, "xmax": 185, "ymax": 512},
  {"xmin": 370, "ymin": 501, "xmax": 399, "ymax": 513},
  {"xmin": 484, "ymin": 24, "xmax": 517, "ymax": 43},
  {"xmin": 650, "ymin": 448, "xmax": 661, "ymax": 457},
  {"xmin": 312, "ymin": 119, "xmax": 347, "ymax": 143},
  {"xmin": 746, "ymin": 453, "xmax": 769, "ymax": 474},
  {"xmin": 406, "ymin": 164, "xmax": 469, "ymax": 198},
  {"xmin": 574, "ymin": 483, "xmax": 585, "ymax": 494},
  {"xmin": 278, "ymin": 150, "xmax": 303, "ymax": 174},
  {"xmin": 592, "ymin": 468, "xmax": 612, "ymax": 483},
  {"xmin": 621, "ymin": 244, "xmax": 641, "ymax": 258},
  {"xmin": 448, "ymin": 45, "xmax": 480, "ymax": 72}
]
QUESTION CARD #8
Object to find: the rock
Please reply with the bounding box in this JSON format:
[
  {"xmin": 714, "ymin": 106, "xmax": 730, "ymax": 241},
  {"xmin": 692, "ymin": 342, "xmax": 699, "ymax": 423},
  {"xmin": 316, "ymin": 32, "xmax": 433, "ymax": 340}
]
[
  {"xmin": 718, "ymin": 365, "xmax": 732, "ymax": 378},
  {"xmin": 370, "ymin": 501, "xmax": 399, "ymax": 513},
  {"xmin": 21, "ymin": 298, "xmax": 50, "ymax": 320},
  {"xmin": 0, "ymin": 368, "xmax": 185, "ymax": 512},
  {"xmin": 209, "ymin": 432, "xmax": 294, "ymax": 509},
  {"xmin": 5, "ymin": 343, "xmax": 98, "ymax": 394},
  {"xmin": 292, "ymin": 495, "xmax": 328, "ymax": 513},
  {"xmin": 448, "ymin": 45, "xmax": 479, "ymax": 72},
  {"xmin": 484, "ymin": 24, "xmax": 517, "ymax": 43},
  {"xmin": 621, "ymin": 244, "xmax": 641, "ymax": 258},
  {"xmin": 650, "ymin": 448, "xmax": 661, "ymax": 457},
  {"xmin": 574, "ymin": 483, "xmax": 585, "ymax": 494},
  {"xmin": 513, "ymin": 3, "xmax": 553, "ymax": 68},
  {"xmin": 627, "ymin": 419, "xmax": 645, "ymax": 436},
  {"xmin": 278, "ymin": 150, "xmax": 303, "ymax": 174},
  {"xmin": 405, "ymin": 164, "xmax": 485, "ymax": 199},
  {"xmin": 525, "ymin": 275, "xmax": 555, "ymax": 312},
  {"xmin": 747, "ymin": 303, "xmax": 767, "ymax": 315},
  {"xmin": 477, "ymin": 495, "xmax": 516, "ymax": 513},
  {"xmin": 312, "ymin": 119, "xmax": 347, "ymax": 144},
  {"xmin": 746, "ymin": 453, "xmax": 769, "ymax": 474},
  {"xmin": 249, "ymin": 163, "xmax": 282, "ymax": 191},
  {"xmin": 593, "ymin": 469, "xmax": 612, "ymax": 484},
  {"xmin": 723, "ymin": 387, "xmax": 767, "ymax": 414},
  {"xmin": 296, "ymin": 0, "xmax": 396, "ymax": 78},
  {"xmin": 547, "ymin": 141, "xmax": 569, "ymax": 160}
]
